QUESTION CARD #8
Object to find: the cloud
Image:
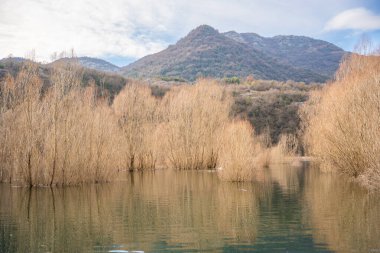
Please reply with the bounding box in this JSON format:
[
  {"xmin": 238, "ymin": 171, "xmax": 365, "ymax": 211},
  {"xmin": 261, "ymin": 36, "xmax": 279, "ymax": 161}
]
[
  {"xmin": 325, "ymin": 8, "xmax": 380, "ymax": 31},
  {"xmin": 0, "ymin": 0, "xmax": 362, "ymax": 63},
  {"xmin": 0, "ymin": 0, "xmax": 173, "ymax": 62}
]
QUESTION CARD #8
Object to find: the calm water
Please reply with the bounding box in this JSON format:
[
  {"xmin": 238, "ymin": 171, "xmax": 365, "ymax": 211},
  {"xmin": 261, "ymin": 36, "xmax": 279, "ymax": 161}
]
[{"xmin": 0, "ymin": 163, "xmax": 380, "ymax": 253}]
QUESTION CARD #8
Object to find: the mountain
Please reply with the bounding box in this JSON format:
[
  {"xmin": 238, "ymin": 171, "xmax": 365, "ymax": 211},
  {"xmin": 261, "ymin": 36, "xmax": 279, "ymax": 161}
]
[
  {"xmin": 51, "ymin": 57, "xmax": 120, "ymax": 72},
  {"xmin": 121, "ymin": 25, "xmax": 346, "ymax": 83}
]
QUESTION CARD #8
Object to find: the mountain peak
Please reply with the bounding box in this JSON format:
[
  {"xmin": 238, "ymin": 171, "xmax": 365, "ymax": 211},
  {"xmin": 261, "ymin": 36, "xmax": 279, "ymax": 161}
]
[{"xmin": 187, "ymin": 25, "xmax": 219, "ymax": 37}]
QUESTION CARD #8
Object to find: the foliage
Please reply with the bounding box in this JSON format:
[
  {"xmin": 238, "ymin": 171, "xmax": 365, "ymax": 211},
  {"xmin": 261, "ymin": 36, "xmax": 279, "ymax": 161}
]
[
  {"xmin": 223, "ymin": 76, "xmax": 240, "ymax": 84},
  {"xmin": 230, "ymin": 80, "xmax": 319, "ymax": 143},
  {"xmin": 159, "ymin": 76, "xmax": 187, "ymax": 82}
]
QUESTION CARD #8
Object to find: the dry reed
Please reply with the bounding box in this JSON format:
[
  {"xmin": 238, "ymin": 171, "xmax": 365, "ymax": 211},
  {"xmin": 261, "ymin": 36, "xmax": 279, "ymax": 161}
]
[
  {"xmin": 113, "ymin": 82, "xmax": 161, "ymax": 171},
  {"xmin": 301, "ymin": 52, "xmax": 380, "ymax": 189},
  {"xmin": 0, "ymin": 61, "xmax": 120, "ymax": 186},
  {"xmin": 217, "ymin": 121, "xmax": 258, "ymax": 181},
  {"xmin": 163, "ymin": 79, "xmax": 232, "ymax": 170},
  {"xmin": 270, "ymin": 134, "xmax": 299, "ymax": 164},
  {"xmin": 0, "ymin": 68, "xmax": 275, "ymax": 185}
]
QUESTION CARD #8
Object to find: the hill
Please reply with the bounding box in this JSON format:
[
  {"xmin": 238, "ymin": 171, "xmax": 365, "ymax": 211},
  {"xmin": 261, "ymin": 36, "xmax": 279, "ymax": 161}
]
[
  {"xmin": 0, "ymin": 58, "xmax": 127, "ymax": 96},
  {"xmin": 121, "ymin": 25, "xmax": 345, "ymax": 83},
  {"xmin": 51, "ymin": 57, "xmax": 120, "ymax": 72}
]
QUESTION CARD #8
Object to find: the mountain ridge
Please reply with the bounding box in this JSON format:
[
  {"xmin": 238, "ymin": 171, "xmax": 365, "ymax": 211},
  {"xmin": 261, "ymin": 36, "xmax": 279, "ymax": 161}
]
[{"xmin": 223, "ymin": 30, "xmax": 344, "ymax": 77}]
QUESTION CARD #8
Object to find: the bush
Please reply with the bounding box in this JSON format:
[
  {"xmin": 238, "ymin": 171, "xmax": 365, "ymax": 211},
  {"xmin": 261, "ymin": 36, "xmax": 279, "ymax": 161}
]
[
  {"xmin": 224, "ymin": 76, "xmax": 240, "ymax": 84},
  {"xmin": 113, "ymin": 83, "xmax": 161, "ymax": 171},
  {"xmin": 301, "ymin": 53, "xmax": 380, "ymax": 189},
  {"xmin": 1, "ymin": 69, "xmax": 281, "ymax": 185},
  {"xmin": 0, "ymin": 62, "xmax": 120, "ymax": 186},
  {"xmin": 217, "ymin": 121, "xmax": 258, "ymax": 181},
  {"xmin": 160, "ymin": 76, "xmax": 187, "ymax": 82},
  {"xmin": 270, "ymin": 134, "xmax": 299, "ymax": 163},
  {"xmin": 163, "ymin": 79, "xmax": 232, "ymax": 170}
]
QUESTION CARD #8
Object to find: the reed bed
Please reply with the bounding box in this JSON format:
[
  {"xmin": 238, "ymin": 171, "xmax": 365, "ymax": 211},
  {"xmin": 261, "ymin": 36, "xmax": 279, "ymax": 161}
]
[
  {"xmin": 113, "ymin": 82, "xmax": 161, "ymax": 171},
  {"xmin": 0, "ymin": 62, "xmax": 121, "ymax": 185},
  {"xmin": 0, "ymin": 64, "xmax": 288, "ymax": 185},
  {"xmin": 162, "ymin": 80, "xmax": 231, "ymax": 170},
  {"xmin": 270, "ymin": 133, "xmax": 299, "ymax": 164},
  {"xmin": 217, "ymin": 121, "xmax": 258, "ymax": 182},
  {"xmin": 301, "ymin": 52, "xmax": 380, "ymax": 189}
]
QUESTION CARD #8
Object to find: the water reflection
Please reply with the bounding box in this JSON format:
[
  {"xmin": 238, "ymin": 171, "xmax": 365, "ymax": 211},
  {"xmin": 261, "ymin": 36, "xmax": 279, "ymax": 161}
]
[
  {"xmin": 0, "ymin": 185, "xmax": 115, "ymax": 253},
  {"xmin": 0, "ymin": 165, "xmax": 379, "ymax": 252},
  {"xmin": 304, "ymin": 166, "xmax": 380, "ymax": 253},
  {"xmin": 0, "ymin": 171, "xmax": 268, "ymax": 252},
  {"xmin": 116, "ymin": 171, "xmax": 267, "ymax": 251}
]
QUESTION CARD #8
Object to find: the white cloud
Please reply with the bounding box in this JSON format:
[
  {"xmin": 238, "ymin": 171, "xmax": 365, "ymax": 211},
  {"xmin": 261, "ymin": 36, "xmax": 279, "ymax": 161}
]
[
  {"xmin": 0, "ymin": 0, "xmax": 361, "ymax": 63},
  {"xmin": 325, "ymin": 8, "xmax": 380, "ymax": 31},
  {"xmin": 0, "ymin": 0, "xmax": 173, "ymax": 62}
]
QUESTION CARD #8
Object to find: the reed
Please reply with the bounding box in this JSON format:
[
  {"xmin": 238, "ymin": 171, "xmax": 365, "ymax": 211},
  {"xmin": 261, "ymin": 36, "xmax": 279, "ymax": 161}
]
[
  {"xmin": 217, "ymin": 121, "xmax": 258, "ymax": 181},
  {"xmin": 163, "ymin": 79, "xmax": 232, "ymax": 170},
  {"xmin": 0, "ymin": 61, "xmax": 120, "ymax": 186},
  {"xmin": 301, "ymin": 52, "xmax": 380, "ymax": 189},
  {"xmin": 270, "ymin": 133, "xmax": 299, "ymax": 164},
  {"xmin": 113, "ymin": 82, "xmax": 161, "ymax": 171},
  {"xmin": 0, "ymin": 69, "xmax": 277, "ymax": 185}
]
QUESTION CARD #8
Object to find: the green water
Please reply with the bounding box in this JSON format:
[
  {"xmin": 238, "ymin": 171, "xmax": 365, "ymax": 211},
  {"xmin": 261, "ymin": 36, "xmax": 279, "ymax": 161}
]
[{"xmin": 0, "ymin": 163, "xmax": 379, "ymax": 252}]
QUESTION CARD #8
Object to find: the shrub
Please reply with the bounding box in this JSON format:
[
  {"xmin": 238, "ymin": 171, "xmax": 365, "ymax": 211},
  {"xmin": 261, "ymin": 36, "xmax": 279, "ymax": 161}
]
[
  {"xmin": 301, "ymin": 53, "xmax": 380, "ymax": 189},
  {"xmin": 217, "ymin": 121, "xmax": 258, "ymax": 182},
  {"xmin": 0, "ymin": 62, "xmax": 120, "ymax": 186},
  {"xmin": 163, "ymin": 79, "xmax": 232, "ymax": 170},
  {"xmin": 224, "ymin": 76, "xmax": 240, "ymax": 84},
  {"xmin": 160, "ymin": 76, "xmax": 187, "ymax": 82},
  {"xmin": 112, "ymin": 82, "xmax": 161, "ymax": 171},
  {"xmin": 270, "ymin": 134, "xmax": 299, "ymax": 163},
  {"xmin": 1, "ymin": 68, "xmax": 282, "ymax": 185}
]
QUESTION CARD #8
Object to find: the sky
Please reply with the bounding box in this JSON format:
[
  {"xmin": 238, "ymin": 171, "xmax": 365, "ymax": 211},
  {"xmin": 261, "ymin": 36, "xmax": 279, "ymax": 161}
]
[{"xmin": 0, "ymin": 0, "xmax": 379, "ymax": 66}]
